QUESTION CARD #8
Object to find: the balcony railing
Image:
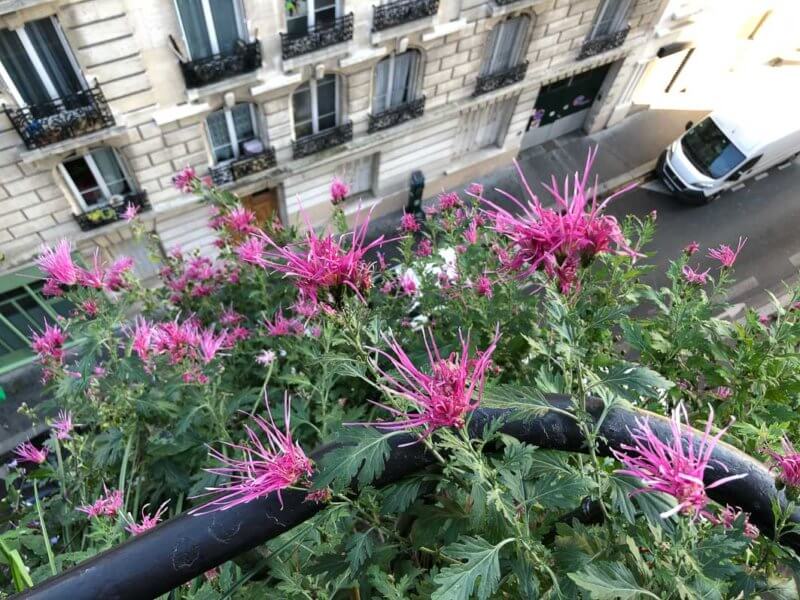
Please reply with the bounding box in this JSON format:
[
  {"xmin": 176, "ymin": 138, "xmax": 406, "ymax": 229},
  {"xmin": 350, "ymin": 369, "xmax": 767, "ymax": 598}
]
[
  {"xmin": 473, "ymin": 61, "xmax": 528, "ymax": 96},
  {"xmin": 372, "ymin": 0, "xmax": 438, "ymax": 32},
  {"xmin": 209, "ymin": 146, "xmax": 277, "ymax": 186},
  {"xmin": 280, "ymin": 13, "xmax": 354, "ymax": 60},
  {"xmin": 179, "ymin": 39, "xmax": 261, "ymax": 89},
  {"xmin": 368, "ymin": 96, "xmax": 425, "ymax": 133},
  {"xmin": 578, "ymin": 25, "xmax": 630, "ymax": 60},
  {"xmin": 292, "ymin": 121, "xmax": 352, "ymax": 159},
  {"xmin": 493, "ymin": 0, "xmax": 523, "ymax": 5},
  {"xmin": 4, "ymin": 83, "xmax": 115, "ymax": 150},
  {"xmin": 73, "ymin": 191, "xmax": 150, "ymax": 231}
]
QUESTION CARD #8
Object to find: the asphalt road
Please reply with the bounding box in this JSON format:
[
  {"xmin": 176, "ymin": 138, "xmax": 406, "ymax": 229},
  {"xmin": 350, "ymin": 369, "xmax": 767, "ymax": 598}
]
[{"xmin": 606, "ymin": 158, "xmax": 800, "ymax": 315}]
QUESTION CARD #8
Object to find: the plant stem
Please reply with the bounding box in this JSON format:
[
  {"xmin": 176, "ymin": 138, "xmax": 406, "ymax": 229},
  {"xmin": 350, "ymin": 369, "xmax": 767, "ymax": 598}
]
[
  {"xmin": 53, "ymin": 436, "xmax": 72, "ymax": 545},
  {"xmin": 119, "ymin": 433, "xmax": 135, "ymax": 512},
  {"xmin": 33, "ymin": 480, "xmax": 57, "ymax": 577}
]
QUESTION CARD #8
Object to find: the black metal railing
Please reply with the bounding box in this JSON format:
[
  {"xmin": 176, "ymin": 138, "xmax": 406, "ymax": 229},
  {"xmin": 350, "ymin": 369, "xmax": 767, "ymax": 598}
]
[
  {"xmin": 473, "ymin": 60, "xmax": 528, "ymax": 96},
  {"xmin": 4, "ymin": 83, "xmax": 115, "ymax": 150},
  {"xmin": 292, "ymin": 121, "xmax": 352, "ymax": 159},
  {"xmin": 73, "ymin": 191, "xmax": 150, "ymax": 231},
  {"xmin": 372, "ymin": 0, "xmax": 438, "ymax": 31},
  {"xmin": 368, "ymin": 96, "xmax": 425, "ymax": 133},
  {"xmin": 208, "ymin": 146, "xmax": 277, "ymax": 186},
  {"xmin": 280, "ymin": 13, "xmax": 354, "ymax": 59},
  {"xmin": 179, "ymin": 40, "xmax": 262, "ymax": 89},
  {"xmin": 493, "ymin": 0, "xmax": 523, "ymax": 5},
  {"xmin": 17, "ymin": 394, "xmax": 800, "ymax": 599},
  {"xmin": 578, "ymin": 25, "xmax": 631, "ymax": 60}
]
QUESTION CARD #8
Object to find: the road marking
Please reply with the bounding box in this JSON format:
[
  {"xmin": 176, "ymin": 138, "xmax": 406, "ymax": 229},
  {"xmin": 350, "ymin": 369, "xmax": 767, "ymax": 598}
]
[
  {"xmin": 790, "ymin": 251, "xmax": 800, "ymax": 267},
  {"xmin": 754, "ymin": 172, "xmax": 769, "ymax": 181},
  {"xmin": 731, "ymin": 183, "xmax": 746, "ymax": 191},
  {"xmin": 725, "ymin": 275, "xmax": 759, "ymax": 301},
  {"xmin": 715, "ymin": 302, "xmax": 745, "ymax": 321}
]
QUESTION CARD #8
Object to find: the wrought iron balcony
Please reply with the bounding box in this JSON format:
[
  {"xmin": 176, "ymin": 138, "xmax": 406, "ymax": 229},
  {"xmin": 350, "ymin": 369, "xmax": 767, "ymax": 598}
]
[
  {"xmin": 208, "ymin": 146, "xmax": 277, "ymax": 186},
  {"xmin": 4, "ymin": 83, "xmax": 115, "ymax": 150},
  {"xmin": 73, "ymin": 191, "xmax": 150, "ymax": 231},
  {"xmin": 280, "ymin": 13, "xmax": 354, "ymax": 60},
  {"xmin": 179, "ymin": 39, "xmax": 261, "ymax": 89},
  {"xmin": 473, "ymin": 61, "xmax": 528, "ymax": 96},
  {"xmin": 292, "ymin": 121, "xmax": 352, "ymax": 159},
  {"xmin": 493, "ymin": 0, "xmax": 523, "ymax": 5},
  {"xmin": 372, "ymin": 0, "xmax": 438, "ymax": 32},
  {"xmin": 368, "ymin": 96, "xmax": 425, "ymax": 133},
  {"xmin": 578, "ymin": 26, "xmax": 630, "ymax": 60}
]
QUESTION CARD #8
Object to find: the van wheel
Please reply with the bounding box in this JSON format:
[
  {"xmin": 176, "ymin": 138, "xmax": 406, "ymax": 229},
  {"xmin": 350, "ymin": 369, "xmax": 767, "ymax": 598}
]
[{"xmin": 702, "ymin": 193, "xmax": 719, "ymax": 204}]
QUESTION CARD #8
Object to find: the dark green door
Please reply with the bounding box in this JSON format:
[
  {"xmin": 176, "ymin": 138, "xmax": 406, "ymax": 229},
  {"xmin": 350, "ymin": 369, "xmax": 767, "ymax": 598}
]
[{"xmin": 529, "ymin": 64, "xmax": 612, "ymax": 129}]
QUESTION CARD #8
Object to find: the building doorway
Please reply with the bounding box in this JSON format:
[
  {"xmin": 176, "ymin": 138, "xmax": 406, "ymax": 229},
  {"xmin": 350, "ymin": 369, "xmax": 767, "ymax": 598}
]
[
  {"xmin": 521, "ymin": 63, "xmax": 612, "ymax": 149},
  {"xmin": 242, "ymin": 187, "xmax": 280, "ymax": 226}
]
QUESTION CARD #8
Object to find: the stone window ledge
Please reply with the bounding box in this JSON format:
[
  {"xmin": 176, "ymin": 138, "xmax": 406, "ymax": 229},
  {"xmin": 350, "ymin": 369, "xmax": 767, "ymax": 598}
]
[
  {"xmin": 370, "ymin": 15, "xmax": 437, "ymax": 45},
  {"xmin": 185, "ymin": 69, "xmax": 264, "ymax": 103},
  {"xmin": 0, "ymin": 0, "xmax": 54, "ymax": 17},
  {"xmin": 487, "ymin": 0, "xmax": 554, "ymax": 19},
  {"xmin": 18, "ymin": 122, "xmax": 129, "ymax": 164},
  {"xmin": 281, "ymin": 42, "xmax": 352, "ymax": 73},
  {"xmin": 420, "ymin": 18, "xmax": 469, "ymax": 43}
]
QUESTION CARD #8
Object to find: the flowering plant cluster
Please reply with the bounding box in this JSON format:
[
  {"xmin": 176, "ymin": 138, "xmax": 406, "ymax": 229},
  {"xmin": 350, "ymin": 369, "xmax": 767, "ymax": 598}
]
[{"xmin": 4, "ymin": 155, "xmax": 800, "ymax": 599}]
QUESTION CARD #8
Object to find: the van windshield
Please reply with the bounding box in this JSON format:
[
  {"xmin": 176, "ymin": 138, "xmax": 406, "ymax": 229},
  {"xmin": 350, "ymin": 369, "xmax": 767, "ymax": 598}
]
[{"xmin": 681, "ymin": 118, "xmax": 746, "ymax": 179}]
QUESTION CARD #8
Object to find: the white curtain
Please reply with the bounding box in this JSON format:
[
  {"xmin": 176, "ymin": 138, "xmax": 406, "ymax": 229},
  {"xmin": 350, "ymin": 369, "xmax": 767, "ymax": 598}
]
[
  {"xmin": 207, "ymin": 111, "xmax": 233, "ymax": 161},
  {"xmin": 373, "ymin": 57, "xmax": 390, "ymax": 113},
  {"xmin": 92, "ymin": 148, "xmax": 130, "ymax": 196},
  {"xmin": 177, "ymin": 0, "xmax": 213, "ymax": 58},
  {"xmin": 209, "ymin": 0, "xmax": 240, "ymax": 54},
  {"xmin": 482, "ymin": 17, "xmax": 528, "ymax": 76},
  {"xmin": 373, "ymin": 51, "xmax": 419, "ymax": 113},
  {"xmin": 390, "ymin": 51, "xmax": 413, "ymax": 107}
]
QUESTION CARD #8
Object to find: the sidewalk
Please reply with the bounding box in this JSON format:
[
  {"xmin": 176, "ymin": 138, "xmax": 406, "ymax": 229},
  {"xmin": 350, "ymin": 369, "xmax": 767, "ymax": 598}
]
[{"xmin": 369, "ymin": 107, "xmax": 709, "ymax": 236}]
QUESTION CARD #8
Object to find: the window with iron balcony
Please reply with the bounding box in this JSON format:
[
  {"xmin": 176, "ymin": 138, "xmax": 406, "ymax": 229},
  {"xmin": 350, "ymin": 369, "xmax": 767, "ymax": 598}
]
[
  {"xmin": 206, "ymin": 103, "xmax": 277, "ymax": 186},
  {"xmin": 0, "ymin": 17, "xmax": 115, "ymax": 150},
  {"xmin": 291, "ymin": 75, "xmax": 352, "ymax": 158},
  {"xmin": 474, "ymin": 16, "xmax": 530, "ymax": 96},
  {"xmin": 578, "ymin": 0, "xmax": 631, "ymax": 60},
  {"xmin": 369, "ymin": 51, "xmax": 425, "ymax": 133},
  {"xmin": 173, "ymin": 0, "xmax": 260, "ymax": 88},
  {"xmin": 372, "ymin": 0, "xmax": 439, "ymax": 32},
  {"xmin": 282, "ymin": 0, "xmax": 353, "ymax": 59}
]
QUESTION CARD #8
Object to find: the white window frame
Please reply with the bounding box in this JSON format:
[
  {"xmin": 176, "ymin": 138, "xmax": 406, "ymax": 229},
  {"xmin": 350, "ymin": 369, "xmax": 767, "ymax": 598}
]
[
  {"xmin": 374, "ymin": 50, "xmax": 421, "ymax": 113},
  {"xmin": 205, "ymin": 103, "xmax": 261, "ymax": 165},
  {"xmin": 174, "ymin": 0, "xmax": 247, "ymax": 59},
  {"xmin": 482, "ymin": 16, "xmax": 529, "ymax": 77},
  {"xmin": 589, "ymin": 0, "xmax": 632, "ymax": 39},
  {"xmin": 58, "ymin": 148, "xmax": 135, "ymax": 213},
  {"xmin": 286, "ymin": 0, "xmax": 340, "ymax": 30},
  {"xmin": 0, "ymin": 16, "xmax": 85, "ymax": 107},
  {"xmin": 293, "ymin": 76, "xmax": 340, "ymax": 139}
]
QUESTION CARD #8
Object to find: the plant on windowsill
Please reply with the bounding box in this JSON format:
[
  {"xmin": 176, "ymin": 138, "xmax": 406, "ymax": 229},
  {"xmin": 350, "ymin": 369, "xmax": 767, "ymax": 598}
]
[{"xmin": 84, "ymin": 207, "xmax": 117, "ymax": 224}]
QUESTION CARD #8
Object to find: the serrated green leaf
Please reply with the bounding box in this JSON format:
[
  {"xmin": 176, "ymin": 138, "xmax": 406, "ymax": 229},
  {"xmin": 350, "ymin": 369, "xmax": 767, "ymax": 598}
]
[
  {"xmin": 590, "ymin": 362, "xmax": 673, "ymax": 400},
  {"xmin": 346, "ymin": 530, "xmax": 375, "ymax": 574},
  {"xmin": 380, "ymin": 474, "xmax": 432, "ymax": 514},
  {"xmin": 431, "ymin": 536, "xmax": 514, "ymax": 600},
  {"xmin": 313, "ymin": 428, "xmax": 397, "ymax": 492},
  {"xmin": 569, "ymin": 562, "xmax": 658, "ymax": 599}
]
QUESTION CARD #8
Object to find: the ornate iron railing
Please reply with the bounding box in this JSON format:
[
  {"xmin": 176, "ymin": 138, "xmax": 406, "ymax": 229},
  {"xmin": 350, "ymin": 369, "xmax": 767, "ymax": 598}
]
[
  {"xmin": 73, "ymin": 191, "xmax": 150, "ymax": 231},
  {"xmin": 473, "ymin": 60, "xmax": 528, "ymax": 96},
  {"xmin": 372, "ymin": 0, "xmax": 438, "ymax": 31},
  {"xmin": 493, "ymin": 0, "xmax": 523, "ymax": 5},
  {"xmin": 368, "ymin": 96, "xmax": 425, "ymax": 133},
  {"xmin": 4, "ymin": 83, "xmax": 115, "ymax": 150},
  {"xmin": 179, "ymin": 40, "xmax": 261, "ymax": 89},
  {"xmin": 280, "ymin": 13, "xmax": 354, "ymax": 59},
  {"xmin": 578, "ymin": 25, "xmax": 631, "ymax": 60},
  {"xmin": 16, "ymin": 394, "xmax": 800, "ymax": 599},
  {"xmin": 208, "ymin": 146, "xmax": 277, "ymax": 186},
  {"xmin": 292, "ymin": 121, "xmax": 352, "ymax": 159}
]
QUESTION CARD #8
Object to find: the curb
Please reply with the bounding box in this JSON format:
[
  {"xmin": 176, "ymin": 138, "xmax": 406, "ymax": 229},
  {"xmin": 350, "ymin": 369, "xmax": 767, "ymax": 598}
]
[{"xmin": 597, "ymin": 159, "xmax": 658, "ymax": 197}]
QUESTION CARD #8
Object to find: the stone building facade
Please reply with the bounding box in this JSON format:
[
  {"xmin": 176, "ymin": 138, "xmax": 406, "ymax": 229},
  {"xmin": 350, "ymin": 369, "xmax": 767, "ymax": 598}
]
[{"xmin": 0, "ymin": 0, "xmax": 669, "ymax": 372}]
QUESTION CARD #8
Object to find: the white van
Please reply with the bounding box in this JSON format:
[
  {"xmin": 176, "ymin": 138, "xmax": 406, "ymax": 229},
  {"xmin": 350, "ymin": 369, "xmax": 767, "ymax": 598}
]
[{"xmin": 657, "ymin": 105, "xmax": 800, "ymax": 203}]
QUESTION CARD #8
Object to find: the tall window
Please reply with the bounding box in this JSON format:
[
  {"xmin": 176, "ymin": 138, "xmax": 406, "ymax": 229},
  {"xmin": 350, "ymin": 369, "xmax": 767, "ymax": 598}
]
[
  {"xmin": 60, "ymin": 148, "xmax": 134, "ymax": 211},
  {"xmin": 292, "ymin": 75, "xmax": 339, "ymax": 139},
  {"xmin": 175, "ymin": 0, "xmax": 246, "ymax": 59},
  {"xmin": 206, "ymin": 103, "xmax": 260, "ymax": 163},
  {"xmin": 0, "ymin": 17, "xmax": 85, "ymax": 108},
  {"xmin": 480, "ymin": 16, "xmax": 529, "ymax": 77},
  {"xmin": 589, "ymin": 0, "xmax": 631, "ymax": 38},
  {"xmin": 286, "ymin": 0, "xmax": 338, "ymax": 36},
  {"xmin": 373, "ymin": 51, "xmax": 421, "ymax": 114}
]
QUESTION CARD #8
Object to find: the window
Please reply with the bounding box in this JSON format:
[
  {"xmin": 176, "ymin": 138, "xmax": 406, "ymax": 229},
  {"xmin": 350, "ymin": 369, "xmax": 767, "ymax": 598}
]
[
  {"xmin": 60, "ymin": 148, "xmax": 135, "ymax": 211},
  {"xmin": 0, "ymin": 16, "xmax": 85, "ymax": 108},
  {"xmin": 175, "ymin": 0, "xmax": 246, "ymax": 59},
  {"xmin": 681, "ymin": 118, "xmax": 746, "ymax": 179},
  {"xmin": 589, "ymin": 0, "xmax": 631, "ymax": 39},
  {"xmin": 206, "ymin": 103, "xmax": 260, "ymax": 163},
  {"xmin": 0, "ymin": 269, "xmax": 73, "ymax": 373},
  {"xmin": 292, "ymin": 75, "xmax": 339, "ymax": 139},
  {"xmin": 480, "ymin": 16, "xmax": 529, "ymax": 77},
  {"xmin": 339, "ymin": 155, "xmax": 375, "ymax": 198},
  {"xmin": 373, "ymin": 51, "xmax": 421, "ymax": 114},
  {"xmin": 286, "ymin": 0, "xmax": 339, "ymax": 36}
]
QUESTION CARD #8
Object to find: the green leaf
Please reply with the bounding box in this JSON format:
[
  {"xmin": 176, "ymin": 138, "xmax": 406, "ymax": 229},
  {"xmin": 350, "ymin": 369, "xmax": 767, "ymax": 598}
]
[
  {"xmin": 431, "ymin": 536, "xmax": 514, "ymax": 600},
  {"xmin": 590, "ymin": 362, "xmax": 673, "ymax": 400},
  {"xmin": 527, "ymin": 475, "xmax": 589, "ymax": 509},
  {"xmin": 0, "ymin": 538, "xmax": 33, "ymax": 591},
  {"xmin": 346, "ymin": 530, "xmax": 375, "ymax": 574},
  {"xmin": 380, "ymin": 474, "xmax": 433, "ymax": 514},
  {"xmin": 569, "ymin": 562, "xmax": 657, "ymax": 599},
  {"xmin": 314, "ymin": 428, "xmax": 396, "ymax": 492},
  {"xmin": 482, "ymin": 384, "xmax": 570, "ymax": 423}
]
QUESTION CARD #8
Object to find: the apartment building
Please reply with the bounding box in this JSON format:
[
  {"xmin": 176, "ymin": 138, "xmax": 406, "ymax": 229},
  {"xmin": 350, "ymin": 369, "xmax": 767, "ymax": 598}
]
[{"xmin": 0, "ymin": 0, "xmax": 669, "ymax": 374}]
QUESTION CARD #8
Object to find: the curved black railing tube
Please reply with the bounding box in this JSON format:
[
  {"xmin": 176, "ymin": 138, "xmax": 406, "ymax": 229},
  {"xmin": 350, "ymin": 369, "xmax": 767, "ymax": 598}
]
[{"xmin": 16, "ymin": 395, "xmax": 800, "ymax": 600}]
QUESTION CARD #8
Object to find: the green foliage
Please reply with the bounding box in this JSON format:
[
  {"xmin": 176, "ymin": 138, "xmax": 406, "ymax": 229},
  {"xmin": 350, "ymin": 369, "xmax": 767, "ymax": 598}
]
[
  {"xmin": 569, "ymin": 562, "xmax": 658, "ymax": 599},
  {"xmin": 314, "ymin": 428, "xmax": 397, "ymax": 492},
  {"xmin": 431, "ymin": 537, "xmax": 513, "ymax": 600}
]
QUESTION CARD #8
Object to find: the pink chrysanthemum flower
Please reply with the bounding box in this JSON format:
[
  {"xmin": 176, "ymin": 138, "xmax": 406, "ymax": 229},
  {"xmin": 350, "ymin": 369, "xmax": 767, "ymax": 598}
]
[
  {"xmin": 14, "ymin": 441, "xmax": 48, "ymax": 465},
  {"xmin": 265, "ymin": 309, "xmax": 304, "ymax": 337},
  {"xmin": 415, "ymin": 238, "xmax": 433, "ymax": 257},
  {"xmin": 682, "ymin": 265, "xmax": 710, "ymax": 285},
  {"xmin": 36, "ymin": 240, "xmax": 79, "ymax": 287},
  {"xmin": 399, "ymin": 272, "xmax": 419, "ymax": 297},
  {"xmin": 463, "ymin": 220, "xmax": 479, "ymax": 245},
  {"xmin": 190, "ymin": 396, "xmax": 313, "ymax": 514},
  {"xmin": 51, "ymin": 410, "xmax": 74, "ymax": 440},
  {"xmin": 198, "ymin": 327, "xmax": 230, "ymax": 364},
  {"xmin": 400, "ymin": 212, "xmax": 420, "ymax": 233},
  {"xmin": 612, "ymin": 403, "xmax": 746, "ymax": 519},
  {"xmin": 764, "ymin": 437, "xmax": 800, "ymax": 488},
  {"xmin": 225, "ymin": 206, "xmax": 258, "ymax": 234},
  {"xmin": 362, "ymin": 328, "xmax": 500, "ymax": 440},
  {"xmin": 256, "ymin": 349, "xmax": 277, "ymax": 366},
  {"xmin": 684, "ymin": 241, "xmax": 700, "ymax": 256},
  {"xmin": 707, "ymin": 237, "xmax": 747, "ymax": 268},
  {"xmin": 78, "ymin": 485, "xmax": 123, "ymax": 519},
  {"xmin": 483, "ymin": 148, "xmax": 640, "ymax": 294},
  {"xmin": 236, "ymin": 236, "xmax": 268, "ymax": 268},
  {"xmin": 713, "ymin": 386, "xmax": 733, "ymax": 399},
  {"xmin": 125, "ymin": 500, "xmax": 169, "ymax": 536},
  {"xmin": 31, "ymin": 322, "xmax": 67, "ymax": 363},
  {"xmin": 438, "ymin": 191, "xmax": 461, "ymax": 211},
  {"xmin": 173, "ymin": 166, "xmax": 197, "ymax": 193},
  {"xmin": 128, "ymin": 317, "xmax": 154, "ymax": 362},
  {"xmin": 330, "ymin": 177, "xmax": 350, "ymax": 205},
  {"xmin": 717, "ymin": 505, "xmax": 759, "ymax": 539},
  {"xmin": 466, "ymin": 182, "xmax": 484, "ymax": 197},
  {"xmin": 122, "ymin": 202, "xmax": 140, "ymax": 222},
  {"xmin": 80, "ymin": 299, "xmax": 99, "ymax": 317},
  {"xmin": 475, "ymin": 274, "xmax": 493, "ymax": 298}
]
